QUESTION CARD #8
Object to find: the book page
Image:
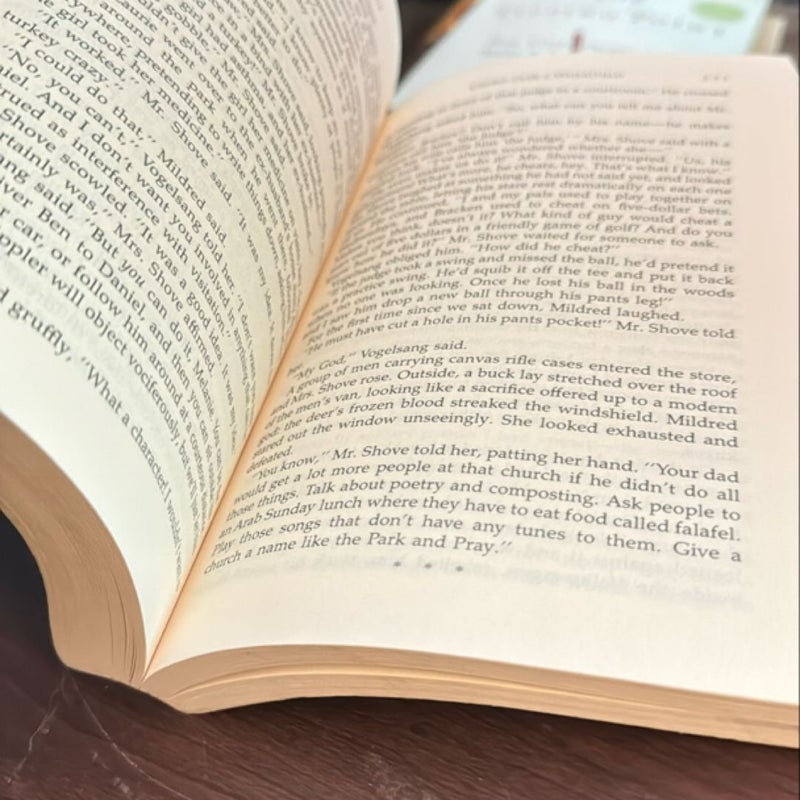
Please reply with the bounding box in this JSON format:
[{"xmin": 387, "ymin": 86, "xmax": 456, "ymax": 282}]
[
  {"xmin": 152, "ymin": 56, "xmax": 797, "ymax": 705},
  {"xmin": 0, "ymin": 0, "xmax": 400, "ymax": 651}
]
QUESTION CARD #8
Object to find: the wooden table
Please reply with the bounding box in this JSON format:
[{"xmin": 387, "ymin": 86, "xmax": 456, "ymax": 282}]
[
  {"xmin": 1, "ymin": 516, "xmax": 797, "ymax": 799},
  {"xmin": 2, "ymin": 3, "xmax": 798, "ymax": 798}
]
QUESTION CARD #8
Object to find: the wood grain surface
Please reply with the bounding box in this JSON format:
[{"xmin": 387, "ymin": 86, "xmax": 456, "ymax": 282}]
[
  {"xmin": 2, "ymin": 3, "xmax": 798, "ymax": 799},
  {"xmin": 1, "ymin": 512, "xmax": 798, "ymax": 799}
]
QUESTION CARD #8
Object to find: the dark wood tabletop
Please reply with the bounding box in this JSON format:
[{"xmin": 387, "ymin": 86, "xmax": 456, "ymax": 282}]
[
  {"xmin": 1, "ymin": 515, "xmax": 798, "ymax": 800},
  {"xmin": 2, "ymin": 3, "xmax": 798, "ymax": 799}
]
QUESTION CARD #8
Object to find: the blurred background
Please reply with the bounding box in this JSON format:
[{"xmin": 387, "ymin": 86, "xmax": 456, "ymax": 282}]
[{"xmin": 398, "ymin": 0, "xmax": 798, "ymax": 74}]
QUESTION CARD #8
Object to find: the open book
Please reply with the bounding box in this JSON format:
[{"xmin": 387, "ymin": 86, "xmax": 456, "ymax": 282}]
[{"xmin": 0, "ymin": 0, "xmax": 797, "ymax": 747}]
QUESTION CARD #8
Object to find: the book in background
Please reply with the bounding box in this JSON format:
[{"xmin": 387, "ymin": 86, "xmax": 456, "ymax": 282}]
[{"xmin": 397, "ymin": 0, "xmax": 779, "ymax": 103}]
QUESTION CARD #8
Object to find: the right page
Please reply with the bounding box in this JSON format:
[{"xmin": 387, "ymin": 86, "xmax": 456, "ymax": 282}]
[{"xmin": 153, "ymin": 56, "xmax": 798, "ymax": 712}]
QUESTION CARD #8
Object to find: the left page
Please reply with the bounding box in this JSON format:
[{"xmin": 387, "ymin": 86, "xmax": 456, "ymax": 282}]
[{"xmin": 0, "ymin": 0, "xmax": 400, "ymax": 654}]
